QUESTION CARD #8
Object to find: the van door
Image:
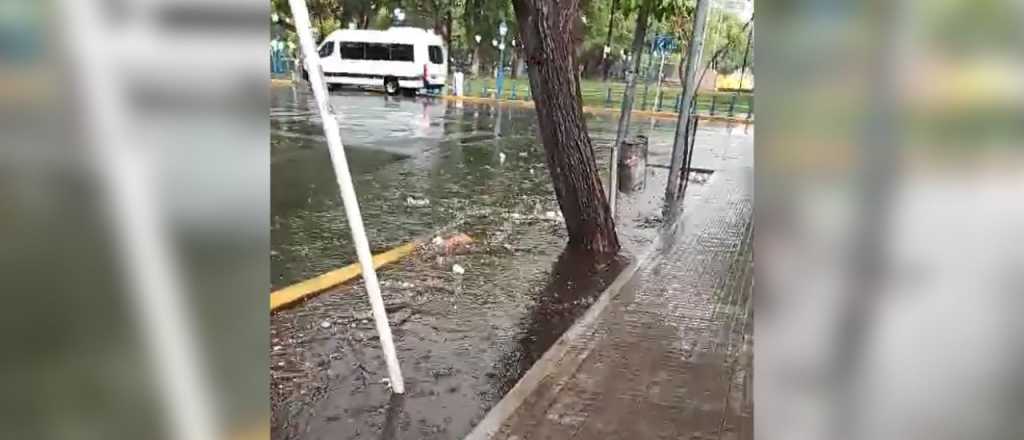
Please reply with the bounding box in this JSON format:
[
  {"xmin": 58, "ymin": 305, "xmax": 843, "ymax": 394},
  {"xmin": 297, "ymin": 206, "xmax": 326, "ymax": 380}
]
[
  {"xmin": 338, "ymin": 42, "xmax": 372, "ymax": 86},
  {"xmin": 424, "ymin": 44, "xmax": 446, "ymax": 88},
  {"xmin": 317, "ymin": 40, "xmax": 341, "ymax": 81}
]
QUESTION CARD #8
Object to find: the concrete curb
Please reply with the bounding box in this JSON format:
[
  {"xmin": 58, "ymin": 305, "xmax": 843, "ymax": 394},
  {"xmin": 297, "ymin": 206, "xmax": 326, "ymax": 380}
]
[{"xmin": 462, "ymin": 199, "xmax": 698, "ymax": 440}]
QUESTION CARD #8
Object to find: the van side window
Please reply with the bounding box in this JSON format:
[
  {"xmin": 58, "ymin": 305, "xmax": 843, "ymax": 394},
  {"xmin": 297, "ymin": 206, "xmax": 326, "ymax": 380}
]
[
  {"xmin": 428, "ymin": 46, "xmax": 443, "ymax": 64},
  {"xmin": 365, "ymin": 43, "xmax": 389, "ymax": 61},
  {"xmin": 318, "ymin": 41, "xmax": 334, "ymax": 58},
  {"xmin": 389, "ymin": 44, "xmax": 414, "ymax": 62},
  {"xmin": 339, "ymin": 42, "xmax": 364, "ymax": 60}
]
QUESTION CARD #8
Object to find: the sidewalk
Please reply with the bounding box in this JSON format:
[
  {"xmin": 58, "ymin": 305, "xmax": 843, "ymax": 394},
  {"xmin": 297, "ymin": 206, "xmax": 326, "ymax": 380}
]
[{"xmin": 469, "ymin": 163, "xmax": 754, "ymax": 439}]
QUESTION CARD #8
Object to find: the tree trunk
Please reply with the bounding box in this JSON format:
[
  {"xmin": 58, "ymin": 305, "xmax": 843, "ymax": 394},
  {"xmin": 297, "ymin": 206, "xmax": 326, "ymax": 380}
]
[
  {"xmin": 471, "ymin": 47, "xmax": 481, "ymax": 77},
  {"xmin": 445, "ymin": 3, "xmax": 453, "ymax": 71},
  {"xmin": 512, "ymin": 0, "xmax": 621, "ymax": 255},
  {"xmin": 601, "ymin": 0, "xmax": 619, "ymax": 81},
  {"xmin": 509, "ymin": 51, "xmax": 518, "ymax": 79}
]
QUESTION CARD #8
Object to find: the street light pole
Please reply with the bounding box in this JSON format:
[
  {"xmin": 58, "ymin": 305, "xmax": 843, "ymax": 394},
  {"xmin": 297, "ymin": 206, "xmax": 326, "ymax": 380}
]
[
  {"xmin": 473, "ymin": 34, "xmax": 482, "ymax": 78},
  {"xmin": 496, "ymin": 20, "xmax": 508, "ymax": 99},
  {"xmin": 665, "ymin": 0, "xmax": 711, "ymax": 208}
]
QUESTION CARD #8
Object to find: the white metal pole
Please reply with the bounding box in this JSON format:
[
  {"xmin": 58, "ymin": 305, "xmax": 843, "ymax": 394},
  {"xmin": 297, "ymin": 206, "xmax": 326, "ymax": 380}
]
[
  {"xmin": 288, "ymin": 0, "xmax": 405, "ymax": 394},
  {"xmin": 654, "ymin": 50, "xmax": 666, "ymax": 109},
  {"xmin": 60, "ymin": 2, "xmax": 221, "ymax": 439}
]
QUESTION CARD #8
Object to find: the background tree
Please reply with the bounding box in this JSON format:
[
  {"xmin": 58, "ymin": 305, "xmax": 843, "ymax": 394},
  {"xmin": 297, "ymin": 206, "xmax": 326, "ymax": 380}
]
[
  {"xmin": 461, "ymin": 0, "xmax": 514, "ymax": 76},
  {"xmin": 703, "ymin": 11, "xmax": 749, "ymax": 75},
  {"xmin": 511, "ymin": 0, "xmax": 621, "ymax": 255}
]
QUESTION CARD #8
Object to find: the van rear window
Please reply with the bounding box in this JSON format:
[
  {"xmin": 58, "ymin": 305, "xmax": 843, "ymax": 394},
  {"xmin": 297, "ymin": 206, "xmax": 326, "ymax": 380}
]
[{"xmin": 428, "ymin": 46, "xmax": 443, "ymax": 64}]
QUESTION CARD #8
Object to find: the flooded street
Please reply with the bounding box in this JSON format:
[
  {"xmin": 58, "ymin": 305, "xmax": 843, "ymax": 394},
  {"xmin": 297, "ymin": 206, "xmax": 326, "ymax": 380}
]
[{"xmin": 270, "ymin": 85, "xmax": 753, "ymax": 439}]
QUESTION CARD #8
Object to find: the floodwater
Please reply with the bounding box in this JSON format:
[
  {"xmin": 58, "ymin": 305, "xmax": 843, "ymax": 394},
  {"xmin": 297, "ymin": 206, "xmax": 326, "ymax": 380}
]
[{"xmin": 270, "ymin": 86, "xmax": 753, "ymax": 439}]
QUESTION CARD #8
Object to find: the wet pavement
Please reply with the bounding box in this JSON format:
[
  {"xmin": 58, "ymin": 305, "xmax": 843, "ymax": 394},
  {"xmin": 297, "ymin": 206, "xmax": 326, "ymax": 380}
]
[
  {"xmin": 486, "ymin": 164, "xmax": 753, "ymax": 440},
  {"xmin": 270, "ymin": 85, "xmax": 753, "ymax": 439}
]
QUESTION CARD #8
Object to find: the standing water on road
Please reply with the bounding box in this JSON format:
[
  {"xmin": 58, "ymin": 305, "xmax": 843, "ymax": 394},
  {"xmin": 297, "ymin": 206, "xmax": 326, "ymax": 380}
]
[{"xmin": 270, "ymin": 85, "xmax": 753, "ymax": 439}]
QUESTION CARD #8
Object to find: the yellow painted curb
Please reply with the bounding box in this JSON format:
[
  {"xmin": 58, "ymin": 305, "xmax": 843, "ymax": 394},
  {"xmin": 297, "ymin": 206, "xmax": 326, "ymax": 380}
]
[
  {"xmin": 232, "ymin": 420, "xmax": 268, "ymax": 440},
  {"xmin": 270, "ymin": 241, "xmax": 419, "ymax": 312},
  {"xmin": 271, "ymin": 78, "xmax": 294, "ymax": 87}
]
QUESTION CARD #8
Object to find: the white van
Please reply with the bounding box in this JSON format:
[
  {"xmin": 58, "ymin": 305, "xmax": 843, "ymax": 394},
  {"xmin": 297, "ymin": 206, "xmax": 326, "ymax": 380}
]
[{"xmin": 313, "ymin": 27, "xmax": 447, "ymax": 96}]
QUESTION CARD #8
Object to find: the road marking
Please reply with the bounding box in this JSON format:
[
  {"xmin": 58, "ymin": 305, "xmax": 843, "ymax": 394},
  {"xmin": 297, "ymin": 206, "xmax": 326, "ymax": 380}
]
[{"xmin": 270, "ymin": 241, "xmax": 419, "ymax": 312}]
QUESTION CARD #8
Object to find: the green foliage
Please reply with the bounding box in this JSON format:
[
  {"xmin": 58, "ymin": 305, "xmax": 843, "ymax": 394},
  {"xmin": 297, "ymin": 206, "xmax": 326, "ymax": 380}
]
[
  {"xmin": 269, "ymin": 0, "xmax": 753, "ymax": 79},
  {"xmin": 704, "ymin": 11, "xmax": 751, "ymax": 75}
]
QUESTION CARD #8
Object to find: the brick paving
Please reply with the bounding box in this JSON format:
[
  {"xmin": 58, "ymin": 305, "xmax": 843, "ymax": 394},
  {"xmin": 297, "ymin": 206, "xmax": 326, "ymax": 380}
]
[{"xmin": 488, "ymin": 159, "xmax": 754, "ymax": 440}]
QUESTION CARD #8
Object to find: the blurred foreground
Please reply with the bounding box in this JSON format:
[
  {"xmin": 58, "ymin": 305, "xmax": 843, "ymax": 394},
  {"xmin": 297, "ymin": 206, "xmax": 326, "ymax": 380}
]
[
  {"xmin": 757, "ymin": 0, "xmax": 1024, "ymax": 439},
  {"xmin": 0, "ymin": 0, "xmax": 1022, "ymax": 439}
]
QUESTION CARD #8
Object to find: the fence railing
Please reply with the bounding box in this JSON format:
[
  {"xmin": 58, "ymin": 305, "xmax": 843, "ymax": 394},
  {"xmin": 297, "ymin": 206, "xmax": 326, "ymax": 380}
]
[
  {"xmin": 450, "ymin": 77, "xmax": 753, "ymax": 120},
  {"xmin": 270, "ymin": 49, "xmax": 295, "ymax": 78}
]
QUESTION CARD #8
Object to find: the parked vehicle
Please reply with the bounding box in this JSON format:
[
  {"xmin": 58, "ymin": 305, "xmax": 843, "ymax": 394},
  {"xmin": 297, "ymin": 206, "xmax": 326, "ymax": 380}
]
[{"xmin": 312, "ymin": 27, "xmax": 447, "ymax": 96}]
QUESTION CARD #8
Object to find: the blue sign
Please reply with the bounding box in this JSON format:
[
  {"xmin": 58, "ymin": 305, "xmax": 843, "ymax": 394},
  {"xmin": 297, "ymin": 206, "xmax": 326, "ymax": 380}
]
[{"xmin": 652, "ymin": 35, "xmax": 677, "ymax": 53}]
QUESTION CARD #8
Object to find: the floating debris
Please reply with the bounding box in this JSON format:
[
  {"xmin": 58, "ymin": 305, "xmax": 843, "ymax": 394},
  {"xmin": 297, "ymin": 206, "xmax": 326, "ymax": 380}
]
[
  {"xmin": 320, "ymin": 320, "xmax": 332, "ymax": 329},
  {"xmin": 499, "ymin": 152, "xmax": 507, "ymax": 164},
  {"xmin": 637, "ymin": 215, "xmax": 664, "ymax": 229},
  {"xmin": 405, "ymin": 196, "xmax": 431, "ymax": 207},
  {"xmin": 452, "ymin": 264, "xmax": 466, "ymax": 275},
  {"xmin": 444, "ymin": 233, "xmax": 474, "ymax": 254}
]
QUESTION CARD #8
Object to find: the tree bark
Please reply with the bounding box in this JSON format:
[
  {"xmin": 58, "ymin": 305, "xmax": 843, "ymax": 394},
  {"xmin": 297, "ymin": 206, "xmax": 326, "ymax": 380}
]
[
  {"xmin": 514, "ymin": 50, "xmax": 526, "ymax": 77},
  {"xmin": 445, "ymin": 2, "xmax": 453, "ymax": 71},
  {"xmin": 512, "ymin": 0, "xmax": 621, "ymax": 255},
  {"xmin": 509, "ymin": 51, "xmax": 518, "ymax": 79},
  {"xmin": 471, "ymin": 47, "xmax": 481, "ymax": 77}
]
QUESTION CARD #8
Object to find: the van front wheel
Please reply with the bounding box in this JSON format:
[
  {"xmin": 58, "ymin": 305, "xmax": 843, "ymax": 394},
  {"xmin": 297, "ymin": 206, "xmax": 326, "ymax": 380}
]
[{"xmin": 384, "ymin": 77, "xmax": 400, "ymax": 96}]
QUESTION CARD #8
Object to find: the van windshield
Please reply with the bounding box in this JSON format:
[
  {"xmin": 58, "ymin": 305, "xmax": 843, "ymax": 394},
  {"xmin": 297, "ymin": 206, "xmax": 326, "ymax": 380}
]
[
  {"xmin": 317, "ymin": 41, "xmax": 334, "ymax": 57},
  {"xmin": 428, "ymin": 46, "xmax": 443, "ymax": 64}
]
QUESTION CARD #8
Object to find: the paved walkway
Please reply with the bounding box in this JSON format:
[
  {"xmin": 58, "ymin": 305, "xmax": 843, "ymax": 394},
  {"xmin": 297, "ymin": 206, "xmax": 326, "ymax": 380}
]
[{"xmin": 477, "ymin": 159, "xmax": 754, "ymax": 439}]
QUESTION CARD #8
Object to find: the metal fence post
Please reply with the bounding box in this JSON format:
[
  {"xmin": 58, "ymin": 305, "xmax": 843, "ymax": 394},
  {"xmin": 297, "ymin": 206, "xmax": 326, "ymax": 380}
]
[
  {"xmin": 605, "ymin": 87, "xmax": 613, "ymax": 108},
  {"xmin": 728, "ymin": 94, "xmax": 737, "ymax": 117},
  {"xmin": 710, "ymin": 94, "xmax": 717, "ymax": 115},
  {"xmin": 747, "ymin": 95, "xmax": 753, "ymax": 120}
]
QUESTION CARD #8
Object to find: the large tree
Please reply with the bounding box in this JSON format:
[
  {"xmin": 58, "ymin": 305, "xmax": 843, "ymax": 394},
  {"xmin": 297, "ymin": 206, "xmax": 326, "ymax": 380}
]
[{"xmin": 512, "ymin": 0, "xmax": 621, "ymax": 255}]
